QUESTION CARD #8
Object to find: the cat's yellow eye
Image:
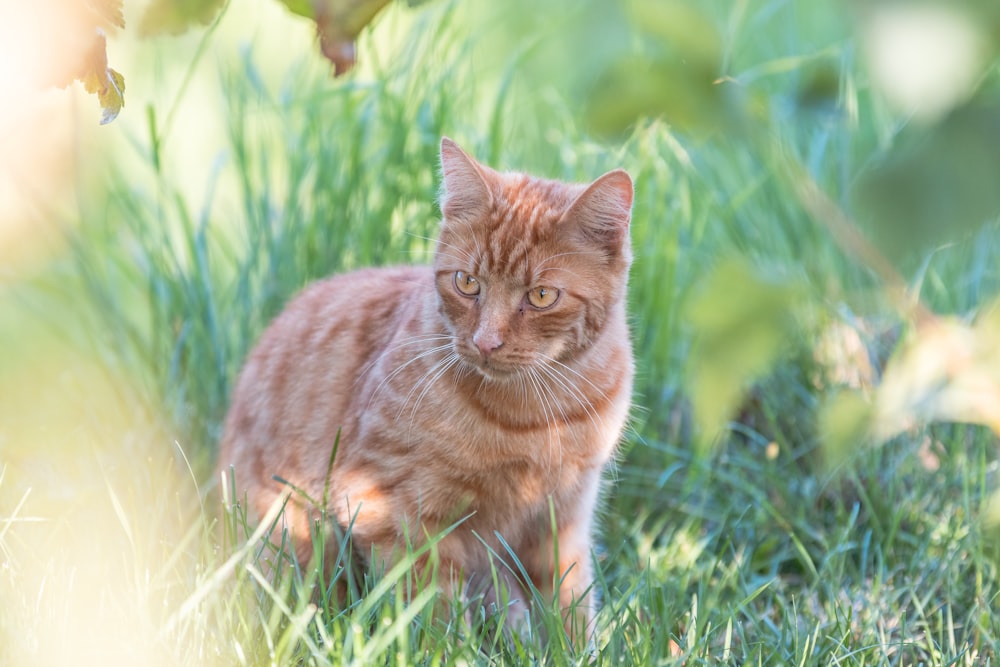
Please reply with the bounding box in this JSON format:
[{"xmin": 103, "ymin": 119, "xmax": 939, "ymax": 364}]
[
  {"xmin": 454, "ymin": 271, "xmax": 481, "ymax": 296},
  {"xmin": 527, "ymin": 286, "xmax": 559, "ymax": 309}
]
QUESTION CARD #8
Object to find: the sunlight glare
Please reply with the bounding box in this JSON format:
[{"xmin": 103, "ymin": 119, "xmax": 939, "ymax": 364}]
[
  {"xmin": 0, "ymin": 2, "xmax": 92, "ymax": 272},
  {"xmin": 863, "ymin": 4, "xmax": 987, "ymax": 122}
]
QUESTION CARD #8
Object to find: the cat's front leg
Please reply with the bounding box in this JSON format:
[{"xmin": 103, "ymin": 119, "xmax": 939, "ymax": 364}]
[
  {"xmin": 551, "ymin": 527, "xmax": 597, "ymax": 643},
  {"xmin": 529, "ymin": 472, "xmax": 603, "ymax": 644}
]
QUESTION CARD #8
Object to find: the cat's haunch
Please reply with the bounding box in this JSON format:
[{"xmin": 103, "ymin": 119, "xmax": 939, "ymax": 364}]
[{"xmin": 218, "ymin": 137, "xmax": 634, "ymax": 640}]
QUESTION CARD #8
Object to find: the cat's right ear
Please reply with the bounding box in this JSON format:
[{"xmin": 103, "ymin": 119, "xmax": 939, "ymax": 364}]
[
  {"xmin": 561, "ymin": 169, "xmax": 634, "ymax": 257},
  {"xmin": 440, "ymin": 137, "xmax": 494, "ymax": 224}
]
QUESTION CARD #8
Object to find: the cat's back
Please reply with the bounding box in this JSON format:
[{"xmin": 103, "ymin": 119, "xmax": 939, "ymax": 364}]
[{"xmin": 218, "ymin": 265, "xmax": 432, "ymax": 493}]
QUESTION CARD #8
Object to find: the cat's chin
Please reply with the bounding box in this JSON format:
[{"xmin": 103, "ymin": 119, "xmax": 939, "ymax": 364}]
[
  {"xmin": 460, "ymin": 356, "xmax": 521, "ymax": 383},
  {"xmin": 469, "ymin": 363, "xmax": 514, "ymax": 382},
  {"xmin": 483, "ymin": 369, "xmax": 523, "ymax": 384}
]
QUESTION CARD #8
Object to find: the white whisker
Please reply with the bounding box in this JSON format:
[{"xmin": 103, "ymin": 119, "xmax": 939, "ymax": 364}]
[
  {"xmin": 472, "ymin": 234, "xmax": 484, "ymax": 270},
  {"xmin": 538, "ymin": 353, "xmax": 628, "ymax": 484},
  {"xmin": 393, "ymin": 354, "xmax": 450, "ymax": 424},
  {"xmin": 538, "ymin": 353, "xmax": 614, "ymax": 408},
  {"xmin": 434, "ymin": 251, "xmax": 478, "ymax": 268},
  {"xmin": 404, "ymin": 353, "xmax": 462, "ymax": 437},
  {"xmin": 536, "ymin": 362, "xmax": 605, "ymax": 435},
  {"xmin": 524, "ymin": 365, "xmax": 562, "ymax": 481},
  {"xmin": 536, "ymin": 266, "xmax": 585, "ymax": 281},
  {"xmin": 537, "ymin": 250, "xmax": 604, "ymax": 266},
  {"xmin": 364, "ymin": 339, "xmax": 453, "ymax": 410},
  {"xmin": 431, "ymin": 238, "xmax": 477, "ymax": 267},
  {"xmin": 356, "ymin": 333, "xmax": 453, "ymax": 384}
]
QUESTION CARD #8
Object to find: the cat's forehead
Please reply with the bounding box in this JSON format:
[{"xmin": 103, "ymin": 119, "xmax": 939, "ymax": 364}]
[
  {"xmin": 470, "ymin": 175, "xmax": 583, "ymax": 278},
  {"xmin": 494, "ymin": 173, "xmax": 581, "ymax": 227}
]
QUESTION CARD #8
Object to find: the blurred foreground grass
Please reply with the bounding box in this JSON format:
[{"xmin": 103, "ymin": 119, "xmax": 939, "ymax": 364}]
[{"xmin": 2, "ymin": 0, "xmax": 1000, "ymax": 664}]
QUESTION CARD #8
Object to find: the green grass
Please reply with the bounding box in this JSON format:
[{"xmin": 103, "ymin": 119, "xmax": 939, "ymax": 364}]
[{"xmin": 3, "ymin": 0, "xmax": 1000, "ymax": 664}]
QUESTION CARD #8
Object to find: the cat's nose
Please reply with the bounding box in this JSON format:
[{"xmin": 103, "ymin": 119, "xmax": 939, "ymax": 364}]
[{"xmin": 473, "ymin": 331, "xmax": 503, "ymax": 357}]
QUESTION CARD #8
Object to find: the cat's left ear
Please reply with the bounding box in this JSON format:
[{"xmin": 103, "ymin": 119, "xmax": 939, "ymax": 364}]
[{"xmin": 562, "ymin": 169, "xmax": 633, "ymax": 253}]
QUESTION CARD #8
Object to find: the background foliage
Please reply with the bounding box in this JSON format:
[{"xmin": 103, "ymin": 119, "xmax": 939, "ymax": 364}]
[{"xmin": 2, "ymin": 0, "xmax": 1000, "ymax": 664}]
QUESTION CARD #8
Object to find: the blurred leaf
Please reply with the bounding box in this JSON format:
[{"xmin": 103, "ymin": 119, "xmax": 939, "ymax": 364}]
[
  {"xmin": 281, "ymin": 0, "xmax": 314, "ymax": 17},
  {"xmin": 277, "ymin": 0, "xmax": 392, "ymax": 75},
  {"xmin": 586, "ymin": 56, "xmax": 732, "ymax": 137},
  {"xmin": 84, "ymin": 0, "xmax": 125, "ymax": 29},
  {"xmin": 586, "ymin": 1, "xmax": 737, "ymax": 136},
  {"xmin": 873, "ymin": 306, "xmax": 1000, "ymax": 439},
  {"xmin": 139, "ymin": 0, "xmax": 227, "ymax": 36},
  {"xmin": 860, "ymin": 2, "xmax": 990, "ymax": 122},
  {"xmin": 854, "ymin": 96, "xmax": 1000, "ymax": 260},
  {"xmin": 819, "ymin": 390, "xmax": 874, "ymax": 467},
  {"xmin": 982, "ymin": 487, "xmax": 1000, "ymax": 557},
  {"xmin": 795, "ymin": 62, "xmax": 841, "ymax": 113},
  {"xmin": 82, "ymin": 65, "xmax": 125, "ymax": 125},
  {"xmin": 73, "ymin": 28, "xmax": 126, "ymax": 124},
  {"xmin": 22, "ymin": 2, "xmax": 127, "ymax": 123},
  {"xmin": 685, "ymin": 257, "xmax": 805, "ymax": 451},
  {"xmin": 626, "ymin": 0, "xmax": 720, "ymax": 65}
]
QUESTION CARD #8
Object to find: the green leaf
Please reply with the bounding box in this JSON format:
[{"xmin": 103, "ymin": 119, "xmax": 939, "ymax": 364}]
[
  {"xmin": 818, "ymin": 390, "xmax": 873, "ymax": 468},
  {"xmin": 96, "ymin": 68, "xmax": 125, "ymax": 125},
  {"xmin": 139, "ymin": 0, "xmax": 227, "ymax": 36},
  {"xmin": 854, "ymin": 96, "xmax": 1000, "ymax": 261},
  {"xmin": 279, "ymin": 0, "xmax": 315, "ymax": 19},
  {"xmin": 585, "ymin": 56, "xmax": 732, "ymax": 137},
  {"xmin": 626, "ymin": 0, "xmax": 721, "ymax": 66},
  {"xmin": 584, "ymin": 1, "xmax": 740, "ymax": 136},
  {"xmin": 685, "ymin": 257, "xmax": 805, "ymax": 451},
  {"xmin": 795, "ymin": 61, "xmax": 841, "ymax": 113}
]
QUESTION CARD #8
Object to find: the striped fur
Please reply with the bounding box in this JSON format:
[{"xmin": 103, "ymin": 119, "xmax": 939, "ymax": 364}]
[{"xmin": 218, "ymin": 138, "xmax": 634, "ymax": 637}]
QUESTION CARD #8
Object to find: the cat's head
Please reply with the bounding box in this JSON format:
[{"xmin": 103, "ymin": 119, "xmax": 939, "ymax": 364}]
[{"xmin": 434, "ymin": 137, "xmax": 633, "ymax": 380}]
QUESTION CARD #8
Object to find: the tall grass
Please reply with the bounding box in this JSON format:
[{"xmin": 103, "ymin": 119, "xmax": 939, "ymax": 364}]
[{"xmin": 2, "ymin": 0, "xmax": 1000, "ymax": 664}]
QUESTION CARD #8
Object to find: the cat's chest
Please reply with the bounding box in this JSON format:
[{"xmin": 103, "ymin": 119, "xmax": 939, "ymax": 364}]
[
  {"xmin": 350, "ymin": 348, "xmax": 624, "ymax": 522},
  {"xmin": 423, "ymin": 424, "xmax": 597, "ymax": 518},
  {"xmin": 419, "ymin": 453, "xmax": 578, "ymax": 536},
  {"xmin": 339, "ymin": 381, "xmax": 620, "ymax": 546}
]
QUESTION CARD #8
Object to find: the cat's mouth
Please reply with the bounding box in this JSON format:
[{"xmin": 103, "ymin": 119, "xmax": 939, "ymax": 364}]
[
  {"xmin": 465, "ymin": 356, "xmax": 519, "ymax": 381},
  {"xmin": 455, "ymin": 345, "xmax": 523, "ymax": 381},
  {"xmin": 472, "ymin": 362, "xmax": 518, "ymax": 381}
]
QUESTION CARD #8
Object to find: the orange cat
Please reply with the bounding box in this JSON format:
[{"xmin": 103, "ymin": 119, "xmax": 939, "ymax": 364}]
[{"xmin": 218, "ymin": 137, "xmax": 634, "ymax": 638}]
